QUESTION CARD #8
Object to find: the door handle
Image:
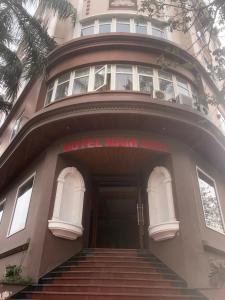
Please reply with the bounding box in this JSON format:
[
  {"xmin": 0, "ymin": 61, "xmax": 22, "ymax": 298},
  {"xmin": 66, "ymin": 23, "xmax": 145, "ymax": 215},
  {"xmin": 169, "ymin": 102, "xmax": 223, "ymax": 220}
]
[
  {"xmin": 137, "ymin": 204, "xmax": 140, "ymax": 225},
  {"xmin": 141, "ymin": 204, "xmax": 144, "ymax": 225}
]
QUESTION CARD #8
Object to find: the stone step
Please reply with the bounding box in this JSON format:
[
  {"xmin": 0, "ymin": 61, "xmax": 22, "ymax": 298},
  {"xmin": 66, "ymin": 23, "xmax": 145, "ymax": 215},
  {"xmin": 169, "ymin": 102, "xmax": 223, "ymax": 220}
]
[
  {"xmin": 40, "ymin": 276, "xmax": 186, "ymax": 287},
  {"xmin": 18, "ymin": 291, "xmax": 206, "ymax": 300},
  {"xmin": 57, "ymin": 265, "xmax": 169, "ymax": 273},
  {"xmin": 30, "ymin": 284, "xmax": 198, "ymax": 296},
  {"xmin": 64, "ymin": 260, "xmax": 165, "ymax": 268},
  {"xmin": 69, "ymin": 255, "xmax": 159, "ymax": 262},
  {"xmin": 56, "ymin": 263, "xmax": 172, "ymax": 273},
  {"xmin": 50, "ymin": 270, "xmax": 179, "ymax": 280}
]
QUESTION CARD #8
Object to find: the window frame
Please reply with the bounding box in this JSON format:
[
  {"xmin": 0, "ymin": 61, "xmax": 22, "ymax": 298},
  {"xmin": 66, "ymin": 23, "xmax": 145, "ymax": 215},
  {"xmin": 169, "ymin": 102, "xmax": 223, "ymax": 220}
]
[
  {"xmin": 7, "ymin": 173, "xmax": 36, "ymax": 237},
  {"xmin": 196, "ymin": 167, "xmax": 225, "ymax": 235},
  {"xmin": 44, "ymin": 64, "xmax": 198, "ymax": 107},
  {"xmin": 72, "ymin": 67, "xmax": 90, "ymax": 95},
  {"xmin": 93, "ymin": 65, "xmax": 108, "ymax": 91},
  {"xmin": 0, "ymin": 199, "xmax": 6, "ymax": 224},
  {"xmin": 115, "ymin": 64, "xmax": 133, "ymax": 91}
]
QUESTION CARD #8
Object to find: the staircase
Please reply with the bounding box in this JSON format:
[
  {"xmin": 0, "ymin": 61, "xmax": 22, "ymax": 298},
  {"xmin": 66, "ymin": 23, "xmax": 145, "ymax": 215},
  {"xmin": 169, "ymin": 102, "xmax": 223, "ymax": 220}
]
[{"xmin": 11, "ymin": 248, "xmax": 207, "ymax": 300}]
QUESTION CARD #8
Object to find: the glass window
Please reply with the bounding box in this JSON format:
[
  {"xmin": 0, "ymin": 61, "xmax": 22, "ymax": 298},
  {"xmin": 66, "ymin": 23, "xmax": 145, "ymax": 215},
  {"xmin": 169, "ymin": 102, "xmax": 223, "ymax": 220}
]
[
  {"xmin": 9, "ymin": 177, "xmax": 34, "ymax": 236},
  {"xmin": 55, "ymin": 73, "xmax": 70, "ymax": 100},
  {"xmin": 99, "ymin": 19, "xmax": 112, "ymax": 33},
  {"xmin": 11, "ymin": 114, "xmax": 23, "ymax": 140},
  {"xmin": 94, "ymin": 65, "xmax": 109, "ymax": 90},
  {"xmin": 116, "ymin": 65, "xmax": 133, "ymax": 91},
  {"xmin": 81, "ymin": 22, "xmax": 94, "ymax": 36},
  {"xmin": 138, "ymin": 66, "xmax": 153, "ymax": 93},
  {"xmin": 73, "ymin": 67, "xmax": 89, "ymax": 95},
  {"xmin": 197, "ymin": 170, "xmax": 225, "ymax": 234},
  {"xmin": 177, "ymin": 76, "xmax": 190, "ymax": 97},
  {"xmin": 0, "ymin": 200, "xmax": 5, "ymax": 224},
  {"xmin": 191, "ymin": 86, "xmax": 198, "ymax": 103},
  {"xmin": 152, "ymin": 24, "xmax": 166, "ymax": 39},
  {"xmin": 116, "ymin": 18, "xmax": 130, "ymax": 33},
  {"xmin": 158, "ymin": 71, "xmax": 175, "ymax": 100},
  {"xmin": 136, "ymin": 21, "xmax": 147, "ymax": 34},
  {"xmin": 46, "ymin": 81, "xmax": 54, "ymax": 104}
]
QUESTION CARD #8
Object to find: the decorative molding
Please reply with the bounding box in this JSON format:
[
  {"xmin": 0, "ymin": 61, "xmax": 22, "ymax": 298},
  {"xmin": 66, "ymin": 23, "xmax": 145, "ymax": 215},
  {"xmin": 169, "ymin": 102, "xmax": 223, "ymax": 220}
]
[
  {"xmin": 147, "ymin": 166, "xmax": 179, "ymax": 242},
  {"xmin": 0, "ymin": 241, "xmax": 29, "ymax": 260},
  {"xmin": 48, "ymin": 220, "xmax": 83, "ymax": 240},
  {"xmin": 149, "ymin": 221, "xmax": 180, "ymax": 241},
  {"xmin": 48, "ymin": 167, "xmax": 85, "ymax": 240},
  {"xmin": 109, "ymin": 0, "xmax": 137, "ymax": 10}
]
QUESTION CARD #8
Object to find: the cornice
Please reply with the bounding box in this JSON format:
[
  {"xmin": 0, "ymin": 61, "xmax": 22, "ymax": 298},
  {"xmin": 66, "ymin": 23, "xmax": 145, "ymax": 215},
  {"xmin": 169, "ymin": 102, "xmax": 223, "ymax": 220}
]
[{"xmin": 0, "ymin": 94, "xmax": 225, "ymax": 190}]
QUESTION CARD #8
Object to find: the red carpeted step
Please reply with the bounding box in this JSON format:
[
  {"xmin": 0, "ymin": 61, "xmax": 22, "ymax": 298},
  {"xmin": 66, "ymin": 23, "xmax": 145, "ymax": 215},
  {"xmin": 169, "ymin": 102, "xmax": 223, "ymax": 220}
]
[
  {"xmin": 10, "ymin": 248, "xmax": 207, "ymax": 300},
  {"xmin": 19, "ymin": 291, "xmax": 206, "ymax": 300},
  {"xmin": 41, "ymin": 276, "xmax": 185, "ymax": 287}
]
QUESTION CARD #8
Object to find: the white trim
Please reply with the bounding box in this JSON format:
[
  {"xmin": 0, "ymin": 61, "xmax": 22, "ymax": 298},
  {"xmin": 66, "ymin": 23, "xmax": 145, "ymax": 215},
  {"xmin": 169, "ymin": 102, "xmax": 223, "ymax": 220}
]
[
  {"xmin": 45, "ymin": 64, "xmax": 198, "ymax": 109},
  {"xmin": 196, "ymin": 166, "xmax": 225, "ymax": 235},
  {"xmin": 10, "ymin": 111, "xmax": 24, "ymax": 141},
  {"xmin": 7, "ymin": 172, "xmax": 36, "ymax": 237},
  {"xmin": 93, "ymin": 65, "xmax": 108, "ymax": 91},
  {"xmin": 79, "ymin": 14, "xmax": 169, "ymax": 40},
  {"xmin": 147, "ymin": 166, "xmax": 179, "ymax": 241},
  {"xmin": 0, "ymin": 198, "xmax": 6, "ymax": 224},
  {"xmin": 48, "ymin": 167, "xmax": 85, "ymax": 240}
]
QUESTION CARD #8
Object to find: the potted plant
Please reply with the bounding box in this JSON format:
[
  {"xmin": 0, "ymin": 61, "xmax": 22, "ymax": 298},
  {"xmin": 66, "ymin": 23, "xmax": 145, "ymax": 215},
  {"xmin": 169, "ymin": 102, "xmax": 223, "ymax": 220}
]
[{"xmin": 209, "ymin": 260, "xmax": 225, "ymax": 287}]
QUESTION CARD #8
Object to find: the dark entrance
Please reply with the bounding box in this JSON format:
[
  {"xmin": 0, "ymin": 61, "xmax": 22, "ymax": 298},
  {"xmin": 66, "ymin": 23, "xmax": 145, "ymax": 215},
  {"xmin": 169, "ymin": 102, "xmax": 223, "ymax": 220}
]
[{"xmin": 89, "ymin": 175, "xmax": 145, "ymax": 249}]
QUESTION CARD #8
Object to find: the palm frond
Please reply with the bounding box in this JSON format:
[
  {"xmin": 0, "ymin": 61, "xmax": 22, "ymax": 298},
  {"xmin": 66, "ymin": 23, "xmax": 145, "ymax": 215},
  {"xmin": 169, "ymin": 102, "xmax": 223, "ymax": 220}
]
[
  {"xmin": 0, "ymin": 44, "xmax": 23, "ymax": 100},
  {"xmin": 0, "ymin": 95, "xmax": 12, "ymax": 114}
]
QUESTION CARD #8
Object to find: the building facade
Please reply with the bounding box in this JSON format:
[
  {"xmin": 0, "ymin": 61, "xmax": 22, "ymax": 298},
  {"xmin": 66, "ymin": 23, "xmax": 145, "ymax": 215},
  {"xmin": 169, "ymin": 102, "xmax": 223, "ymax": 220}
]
[{"xmin": 0, "ymin": 0, "xmax": 225, "ymax": 299}]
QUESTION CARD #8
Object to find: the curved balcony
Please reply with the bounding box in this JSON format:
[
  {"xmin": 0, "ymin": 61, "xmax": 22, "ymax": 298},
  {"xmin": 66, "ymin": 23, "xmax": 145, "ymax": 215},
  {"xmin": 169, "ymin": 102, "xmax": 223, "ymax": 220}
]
[{"xmin": 1, "ymin": 90, "xmax": 225, "ymax": 190}]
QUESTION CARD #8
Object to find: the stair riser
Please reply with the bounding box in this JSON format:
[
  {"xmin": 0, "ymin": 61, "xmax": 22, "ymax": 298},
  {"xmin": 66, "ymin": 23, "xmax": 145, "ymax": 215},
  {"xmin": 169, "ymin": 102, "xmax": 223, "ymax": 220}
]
[
  {"xmin": 72, "ymin": 255, "xmax": 160, "ymax": 262},
  {"xmin": 55, "ymin": 272, "xmax": 177, "ymax": 280},
  {"xmin": 25, "ymin": 294, "xmax": 203, "ymax": 300},
  {"xmin": 41, "ymin": 278, "xmax": 181, "ymax": 287},
  {"xmin": 40, "ymin": 286, "xmax": 193, "ymax": 295},
  {"xmin": 78, "ymin": 253, "xmax": 150, "ymax": 257},
  {"xmin": 58, "ymin": 266, "xmax": 168, "ymax": 272},
  {"xmin": 64, "ymin": 262, "xmax": 165, "ymax": 268}
]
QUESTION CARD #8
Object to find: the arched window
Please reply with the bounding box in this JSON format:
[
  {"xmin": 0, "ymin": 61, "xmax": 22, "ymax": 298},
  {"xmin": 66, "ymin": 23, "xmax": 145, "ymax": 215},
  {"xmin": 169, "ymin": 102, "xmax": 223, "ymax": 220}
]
[
  {"xmin": 147, "ymin": 166, "xmax": 179, "ymax": 241},
  {"xmin": 48, "ymin": 167, "xmax": 85, "ymax": 240}
]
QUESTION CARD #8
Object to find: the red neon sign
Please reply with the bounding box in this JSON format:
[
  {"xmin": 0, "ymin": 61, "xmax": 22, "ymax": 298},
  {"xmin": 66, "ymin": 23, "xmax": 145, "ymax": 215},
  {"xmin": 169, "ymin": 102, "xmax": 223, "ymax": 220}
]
[{"xmin": 64, "ymin": 137, "xmax": 167, "ymax": 153}]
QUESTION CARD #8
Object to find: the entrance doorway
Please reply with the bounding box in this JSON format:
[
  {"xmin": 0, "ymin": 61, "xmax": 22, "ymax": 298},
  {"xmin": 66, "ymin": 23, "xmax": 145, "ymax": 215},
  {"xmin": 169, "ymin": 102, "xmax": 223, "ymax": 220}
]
[{"xmin": 89, "ymin": 175, "xmax": 146, "ymax": 249}]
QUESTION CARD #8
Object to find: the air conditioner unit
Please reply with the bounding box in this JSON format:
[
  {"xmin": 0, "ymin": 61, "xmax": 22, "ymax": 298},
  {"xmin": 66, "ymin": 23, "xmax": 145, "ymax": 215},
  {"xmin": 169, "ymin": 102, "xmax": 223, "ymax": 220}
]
[
  {"xmin": 155, "ymin": 90, "xmax": 166, "ymax": 100},
  {"xmin": 176, "ymin": 94, "xmax": 194, "ymax": 107},
  {"xmin": 199, "ymin": 104, "xmax": 209, "ymax": 115}
]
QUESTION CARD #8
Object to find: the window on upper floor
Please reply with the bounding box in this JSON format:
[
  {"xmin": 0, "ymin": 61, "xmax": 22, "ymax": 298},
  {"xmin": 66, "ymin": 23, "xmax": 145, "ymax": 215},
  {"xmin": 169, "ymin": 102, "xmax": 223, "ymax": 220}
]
[
  {"xmin": 136, "ymin": 20, "xmax": 147, "ymax": 34},
  {"xmin": 8, "ymin": 175, "xmax": 35, "ymax": 236},
  {"xmin": 99, "ymin": 19, "xmax": 112, "ymax": 33},
  {"xmin": 158, "ymin": 70, "xmax": 175, "ymax": 100},
  {"xmin": 197, "ymin": 169, "xmax": 225, "ymax": 234},
  {"xmin": 55, "ymin": 73, "xmax": 70, "ymax": 100},
  {"xmin": 115, "ymin": 65, "xmax": 133, "ymax": 91},
  {"xmin": 116, "ymin": 18, "xmax": 130, "ymax": 32},
  {"xmin": 138, "ymin": 66, "xmax": 154, "ymax": 94},
  {"xmin": 45, "ymin": 64, "xmax": 200, "ymax": 112},
  {"xmin": 80, "ymin": 16, "xmax": 168, "ymax": 39},
  {"xmin": 11, "ymin": 113, "xmax": 24, "ymax": 140},
  {"xmin": 73, "ymin": 67, "xmax": 90, "ymax": 95},
  {"xmin": 176, "ymin": 76, "xmax": 191, "ymax": 97},
  {"xmin": 0, "ymin": 199, "xmax": 5, "ymax": 224},
  {"xmin": 152, "ymin": 23, "xmax": 167, "ymax": 39},
  {"xmin": 81, "ymin": 21, "xmax": 95, "ymax": 36}
]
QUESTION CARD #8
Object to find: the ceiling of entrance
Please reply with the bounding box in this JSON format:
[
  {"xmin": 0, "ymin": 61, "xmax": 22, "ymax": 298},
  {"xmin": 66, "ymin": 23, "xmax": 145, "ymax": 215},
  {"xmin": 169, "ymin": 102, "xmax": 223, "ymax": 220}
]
[{"xmin": 65, "ymin": 147, "xmax": 163, "ymax": 175}]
